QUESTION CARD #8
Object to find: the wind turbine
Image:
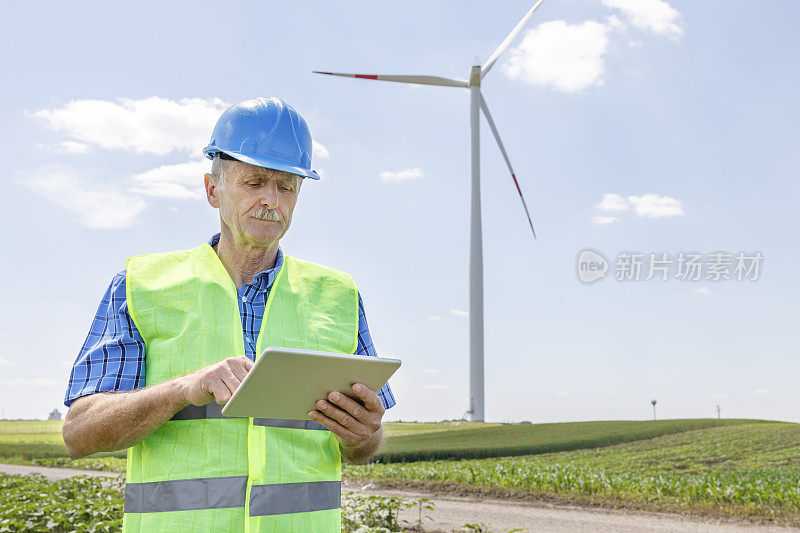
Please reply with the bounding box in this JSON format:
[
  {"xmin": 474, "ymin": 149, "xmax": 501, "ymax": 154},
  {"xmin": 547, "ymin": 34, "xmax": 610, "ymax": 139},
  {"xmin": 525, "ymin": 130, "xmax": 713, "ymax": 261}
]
[{"xmin": 314, "ymin": 1, "xmax": 545, "ymax": 422}]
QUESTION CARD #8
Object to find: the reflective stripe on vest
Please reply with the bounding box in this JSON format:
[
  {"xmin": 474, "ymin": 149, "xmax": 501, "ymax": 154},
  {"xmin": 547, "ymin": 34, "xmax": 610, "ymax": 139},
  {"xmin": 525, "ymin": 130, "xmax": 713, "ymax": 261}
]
[
  {"xmin": 124, "ymin": 476, "xmax": 247, "ymax": 513},
  {"xmin": 170, "ymin": 404, "xmax": 327, "ymax": 431},
  {"xmin": 249, "ymin": 480, "xmax": 341, "ymax": 516},
  {"xmin": 124, "ymin": 478, "xmax": 340, "ymax": 516},
  {"xmin": 123, "ymin": 245, "xmax": 358, "ymax": 532}
]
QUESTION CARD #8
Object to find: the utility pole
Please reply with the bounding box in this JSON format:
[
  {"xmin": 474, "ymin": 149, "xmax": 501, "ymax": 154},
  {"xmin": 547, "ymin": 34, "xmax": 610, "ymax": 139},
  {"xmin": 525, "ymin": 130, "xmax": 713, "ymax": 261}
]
[
  {"xmin": 716, "ymin": 404, "xmax": 720, "ymax": 419},
  {"xmin": 651, "ymin": 399, "xmax": 657, "ymax": 421}
]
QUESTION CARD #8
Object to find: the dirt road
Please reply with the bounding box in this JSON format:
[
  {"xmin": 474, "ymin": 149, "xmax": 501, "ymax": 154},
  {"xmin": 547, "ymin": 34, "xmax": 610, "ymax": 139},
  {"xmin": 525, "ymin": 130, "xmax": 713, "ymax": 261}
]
[
  {"xmin": 0, "ymin": 463, "xmax": 120, "ymax": 481},
  {"xmin": 1, "ymin": 464, "xmax": 795, "ymax": 532}
]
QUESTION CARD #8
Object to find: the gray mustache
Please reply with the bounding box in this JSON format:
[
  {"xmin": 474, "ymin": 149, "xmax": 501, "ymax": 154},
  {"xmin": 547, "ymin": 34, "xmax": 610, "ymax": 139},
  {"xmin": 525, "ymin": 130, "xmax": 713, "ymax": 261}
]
[{"xmin": 252, "ymin": 208, "xmax": 281, "ymax": 221}]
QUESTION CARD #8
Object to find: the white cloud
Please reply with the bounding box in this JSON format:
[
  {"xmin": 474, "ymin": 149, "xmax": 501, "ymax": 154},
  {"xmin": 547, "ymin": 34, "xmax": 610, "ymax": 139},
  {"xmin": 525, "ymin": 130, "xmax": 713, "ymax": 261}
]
[
  {"xmin": 694, "ymin": 287, "xmax": 711, "ymax": 295},
  {"xmin": 379, "ymin": 167, "xmax": 424, "ymax": 183},
  {"xmin": 605, "ymin": 15, "xmax": 626, "ymax": 32},
  {"xmin": 754, "ymin": 388, "xmax": 772, "ymax": 396},
  {"xmin": 313, "ymin": 141, "xmax": 330, "ymax": 160},
  {"xmin": 707, "ymin": 392, "xmax": 730, "ymax": 400},
  {"xmin": 32, "ymin": 97, "xmax": 228, "ymax": 156},
  {"xmin": 503, "ymin": 20, "xmax": 610, "ymax": 93},
  {"xmin": 0, "ymin": 358, "xmax": 19, "ymax": 368},
  {"xmin": 628, "ymin": 194, "xmax": 683, "ymax": 218},
  {"xmin": 24, "ymin": 167, "xmax": 147, "ymax": 229},
  {"xmin": 555, "ymin": 391, "xmax": 571, "ymax": 398},
  {"xmin": 597, "ymin": 193, "xmax": 629, "ymax": 212},
  {"xmin": 601, "ymin": 0, "xmax": 683, "ymax": 40},
  {"xmin": 2, "ymin": 378, "xmax": 59, "ymax": 386},
  {"xmin": 449, "ymin": 309, "xmax": 468, "ymax": 318},
  {"xmin": 424, "ymin": 384, "xmax": 456, "ymax": 391},
  {"xmin": 421, "ymin": 369, "xmax": 439, "ymax": 374},
  {"xmin": 426, "ymin": 315, "xmax": 441, "ymax": 322},
  {"xmin": 130, "ymin": 159, "xmax": 208, "ymax": 201},
  {"xmin": 37, "ymin": 141, "xmax": 91, "ymax": 154},
  {"xmin": 591, "ymin": 215, "xmax": 618, "ymax": 225}
]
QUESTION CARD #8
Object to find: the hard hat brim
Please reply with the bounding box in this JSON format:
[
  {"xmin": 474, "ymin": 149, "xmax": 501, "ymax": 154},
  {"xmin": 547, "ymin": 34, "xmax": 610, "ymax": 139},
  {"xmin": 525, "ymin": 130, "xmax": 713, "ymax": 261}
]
[{"xmin": 205, "ymin": 148, "xmax": 320, "ymax": 180}]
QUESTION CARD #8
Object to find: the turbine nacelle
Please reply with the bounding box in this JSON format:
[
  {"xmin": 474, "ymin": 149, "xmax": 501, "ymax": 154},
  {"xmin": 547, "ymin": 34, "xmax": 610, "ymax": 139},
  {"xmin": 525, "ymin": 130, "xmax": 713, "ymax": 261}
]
[{"xmin": 469, "ymin": 65, "xmax": 482, "ymax": 87}]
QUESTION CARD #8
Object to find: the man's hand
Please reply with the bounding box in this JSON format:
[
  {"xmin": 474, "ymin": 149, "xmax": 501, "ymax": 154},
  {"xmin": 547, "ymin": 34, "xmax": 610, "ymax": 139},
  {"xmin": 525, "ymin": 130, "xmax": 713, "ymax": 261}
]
[
  {"xmin": 179, "ymin": 355, "xmax": 254, "ymax": 406},
  {"xmin": 63, "ymin": 355, "xmax": 254, "ymax": 458},
  {"xmin": 308, "ymin": 383, "xmax": 385, "ymax": 462}
]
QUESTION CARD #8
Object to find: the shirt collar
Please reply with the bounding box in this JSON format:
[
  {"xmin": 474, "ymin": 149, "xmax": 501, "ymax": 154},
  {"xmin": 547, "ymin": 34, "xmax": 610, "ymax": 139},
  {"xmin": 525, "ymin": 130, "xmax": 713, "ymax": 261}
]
[{"xmin": 207, "ymin": 233, "xmax": 284, "ymax": 291}]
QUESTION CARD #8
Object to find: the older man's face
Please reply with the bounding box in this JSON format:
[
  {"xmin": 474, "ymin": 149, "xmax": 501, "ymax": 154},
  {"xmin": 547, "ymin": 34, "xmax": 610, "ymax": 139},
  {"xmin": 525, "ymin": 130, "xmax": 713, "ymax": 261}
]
[{"xmin": 206, "ymin": 160, "xmax": 301, "ymax": 249}]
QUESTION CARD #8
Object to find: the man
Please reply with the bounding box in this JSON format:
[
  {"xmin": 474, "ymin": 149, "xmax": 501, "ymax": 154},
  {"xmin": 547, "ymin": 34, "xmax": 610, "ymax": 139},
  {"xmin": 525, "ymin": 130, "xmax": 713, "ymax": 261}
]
[{"xmin": 62, "ymin": 96, "xmax": 395, "ymax": 532}]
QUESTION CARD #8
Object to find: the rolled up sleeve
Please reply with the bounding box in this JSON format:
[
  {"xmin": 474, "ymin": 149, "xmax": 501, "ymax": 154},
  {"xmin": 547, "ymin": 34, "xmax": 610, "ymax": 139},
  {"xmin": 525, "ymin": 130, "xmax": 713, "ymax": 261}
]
[
  {"xmin": 64, "ymin": 270, "xmax": 146, "ymax": 407},
  {"xmin": 355, "ymin": 292, "xmax": 396, "ymax": 410}
]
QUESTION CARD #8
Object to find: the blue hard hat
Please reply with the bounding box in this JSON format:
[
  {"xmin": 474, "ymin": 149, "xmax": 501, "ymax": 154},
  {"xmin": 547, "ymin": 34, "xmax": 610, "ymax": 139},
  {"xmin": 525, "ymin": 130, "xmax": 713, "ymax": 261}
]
[{"xmin": 203, "ymin": 97, "xmax": 320, "ymax": 180}]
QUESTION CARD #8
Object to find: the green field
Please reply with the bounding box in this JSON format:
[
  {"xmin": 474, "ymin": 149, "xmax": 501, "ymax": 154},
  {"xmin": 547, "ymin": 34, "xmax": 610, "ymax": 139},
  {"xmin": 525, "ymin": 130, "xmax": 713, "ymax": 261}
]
[
  {"xmin": 0, "ymin": 472, "xmax": 124, "ymax": 532},
  {"xmin": 0, "ymin": 420, "xmax": 125, "ymax": 461},
  {"xmin": 378, "ymin": 418, "xmax": 762, "ymax": 461},
  {"xmin": 1, "ymin": 418, "xmax": 757, "ymax": 463},
  {"xmin": 0, "ymin": 473, "xmax": 429, "ymax": 533},
  {"xmin": 348, "ymin": 422, "xmax": 800, "ymax": 524},
  {"xmin": 382, "ymin": 421, "xmax": 502, "ymax": 437},
  {"xmin": 3, "ymin": 418, "xmax": 799, "ymax": 526}
]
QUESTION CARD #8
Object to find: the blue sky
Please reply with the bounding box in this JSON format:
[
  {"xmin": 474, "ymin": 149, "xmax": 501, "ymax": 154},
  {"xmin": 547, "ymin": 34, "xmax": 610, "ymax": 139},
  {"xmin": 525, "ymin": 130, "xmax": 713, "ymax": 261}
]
[{"xmin": 1, "ymin": 1, "xmax": 798, "ymax": 422}]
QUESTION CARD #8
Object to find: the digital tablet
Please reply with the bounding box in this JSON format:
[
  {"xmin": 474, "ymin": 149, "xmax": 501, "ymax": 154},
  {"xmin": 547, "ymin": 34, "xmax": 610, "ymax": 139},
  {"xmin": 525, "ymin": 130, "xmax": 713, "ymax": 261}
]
[{"xmin": 220, "ymin": 347, "xmax": 401, "ymax": 420}]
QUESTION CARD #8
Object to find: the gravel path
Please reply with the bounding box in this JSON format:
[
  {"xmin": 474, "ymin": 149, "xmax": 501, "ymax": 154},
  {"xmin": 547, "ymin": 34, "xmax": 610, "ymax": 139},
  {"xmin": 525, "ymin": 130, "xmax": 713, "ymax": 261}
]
[
  {"xmin": 1, "ymin": 464, "xmax": 795, "ymax": 532},
  {"xmin": 0, "ymin": 463, "xmax": 121, "ymax": 481}
]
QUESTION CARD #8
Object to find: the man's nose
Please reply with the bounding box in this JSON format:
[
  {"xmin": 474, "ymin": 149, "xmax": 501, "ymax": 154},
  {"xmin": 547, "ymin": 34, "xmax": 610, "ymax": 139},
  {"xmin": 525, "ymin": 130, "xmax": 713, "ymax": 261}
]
[{"xmin": 260, "ymin": 181, "xmax": 278, "ymax": 208}]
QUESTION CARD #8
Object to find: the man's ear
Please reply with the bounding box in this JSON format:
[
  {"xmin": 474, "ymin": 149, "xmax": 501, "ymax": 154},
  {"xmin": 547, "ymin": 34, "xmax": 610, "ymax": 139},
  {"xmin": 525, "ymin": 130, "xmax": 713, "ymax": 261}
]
[{"xmin": 204, "ymin": 173, "xmax": 219, "ymax": 208}]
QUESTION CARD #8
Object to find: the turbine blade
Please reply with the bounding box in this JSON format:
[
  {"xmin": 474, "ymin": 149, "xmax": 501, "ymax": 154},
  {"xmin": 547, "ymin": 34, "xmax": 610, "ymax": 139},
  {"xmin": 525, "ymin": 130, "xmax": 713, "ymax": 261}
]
[
  {"xmin": 313, "ymin": 71, "xmax": 468, "ymax": 88},
  {"xmin": 480, "ymin": 93, "xmax": 537, "ymax": 240},
  {"xmin": 481, "ymin": 0, "xmax": 546, "ymax": 79}
]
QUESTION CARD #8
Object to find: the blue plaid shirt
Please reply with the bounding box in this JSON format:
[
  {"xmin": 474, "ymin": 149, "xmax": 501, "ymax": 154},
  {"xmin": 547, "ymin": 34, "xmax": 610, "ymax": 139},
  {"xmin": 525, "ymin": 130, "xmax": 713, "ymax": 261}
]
[{"xmin": 65, "ymin": 234, "xmax": 396, "ymax": 410}]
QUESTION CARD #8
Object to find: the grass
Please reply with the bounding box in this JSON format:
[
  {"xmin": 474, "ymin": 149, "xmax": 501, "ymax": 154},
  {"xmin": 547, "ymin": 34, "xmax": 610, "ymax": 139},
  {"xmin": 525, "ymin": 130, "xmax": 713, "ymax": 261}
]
[
  {"xmin": 2, "ymin": 419, "xmax": 760, "ymax": 464},
  {"xmin": 0, "ymin": 473, "xmax": 124, "ymax": 532},
  {"xmin": 377, "ymin": 418, "xmax": 763, "ymax": 462},
  {"xmin": 346, "ymin": 422, "xmax": 800, "ymax": 525},
  {"xmin": 3, "ymin": 419, "xmax": 798, "ymax": 526},
  {"xmin": 0, "ymin": 421, "xmax": 124, "ymax": 462},
  {"xmin": 31, "ymin": 457, "xmax": 128, "ymax": 473},
  {"xmin": 0, "ymin": 472, "xmax": 431, "ymax": 533},
  {"xmin": 382, "ymin": 421, "xmax": 502, "ymax": 437}
]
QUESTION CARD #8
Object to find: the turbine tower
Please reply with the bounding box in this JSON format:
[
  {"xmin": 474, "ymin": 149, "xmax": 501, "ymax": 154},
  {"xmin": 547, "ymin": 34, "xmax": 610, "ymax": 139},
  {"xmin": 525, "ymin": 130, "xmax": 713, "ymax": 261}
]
[{"xmin": 314, "ymin": 1, "xmax": 544, "ymax": 421}]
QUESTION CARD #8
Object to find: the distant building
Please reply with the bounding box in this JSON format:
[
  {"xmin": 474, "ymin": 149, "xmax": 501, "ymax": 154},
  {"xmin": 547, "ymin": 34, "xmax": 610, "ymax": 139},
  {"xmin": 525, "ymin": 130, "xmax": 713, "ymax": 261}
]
[{"xmin": 48, "ymin": 409, "xmax": 62, "ymax": 421}]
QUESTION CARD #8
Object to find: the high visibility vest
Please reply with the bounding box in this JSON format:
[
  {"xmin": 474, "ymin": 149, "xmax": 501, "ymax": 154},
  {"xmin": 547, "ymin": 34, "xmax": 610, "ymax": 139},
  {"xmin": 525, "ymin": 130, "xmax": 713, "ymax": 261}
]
[{"xmin": 121, "ymin": 243, "xmax": 359, "ymax": 532}]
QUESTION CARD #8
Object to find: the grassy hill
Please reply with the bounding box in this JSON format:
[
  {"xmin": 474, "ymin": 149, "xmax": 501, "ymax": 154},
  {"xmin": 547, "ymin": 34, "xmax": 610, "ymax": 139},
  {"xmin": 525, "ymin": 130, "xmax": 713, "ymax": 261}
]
[
  {"xmin": 377, "ymin": 418, "xmax": 764, "ymax": 462},
  {"xmin": 3, "ymin": 419, "xmax": 798, "ymax": 524},
  {"xmin": 0, "ymin": 420, "xmax": 125, "ymax": 460},
  {"xmin": 347, "ymin": 422, "xmax": 800, "ymax": 525},
  {"xmin": 1, "ymin": 418, "xmax": 763, "ymax": 463}
]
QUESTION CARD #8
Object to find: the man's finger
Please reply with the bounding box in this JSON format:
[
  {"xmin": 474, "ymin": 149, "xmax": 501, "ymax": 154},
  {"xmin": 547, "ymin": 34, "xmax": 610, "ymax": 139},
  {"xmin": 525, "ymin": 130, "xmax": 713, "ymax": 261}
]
[
  {"xmin": 208, "ymin": 380, "xmax": 231, "ymax": 404},
  {"xmin": 351, "ymin": 383, "xmax": 384, "ymax": 413},
  {"xmin": 308, "ymin": 410, "xmax": 361, "ymax": 443},
  {"xmin": 315, "ymin": 400, "xmax": 372, "ymax": 437},
  {"xmin": 227, "ymin": 359, "xmax": 249, "ymax": 382},
  {"xmin": 217, "ymin": 367, "xmax": 242, "ymax": 396},
  {"xmin": 326, "ymin": 391, "xmax": 367, "ymax": 420}
]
